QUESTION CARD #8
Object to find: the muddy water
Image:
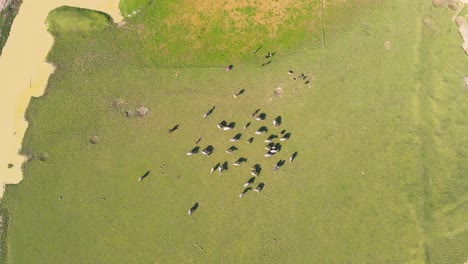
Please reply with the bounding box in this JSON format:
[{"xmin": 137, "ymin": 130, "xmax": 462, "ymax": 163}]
[{"xmin": 0, "ymin": 0, "xmax": 123, "ymax": 197}]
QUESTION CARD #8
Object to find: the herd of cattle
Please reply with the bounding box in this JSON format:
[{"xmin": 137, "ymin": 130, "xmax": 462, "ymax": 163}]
[{"xmin": 185, "ymin": 100, "xmax": 298, "ymax": 216}]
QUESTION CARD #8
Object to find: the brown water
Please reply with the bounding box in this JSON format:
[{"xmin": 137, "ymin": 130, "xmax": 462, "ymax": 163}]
[{"xmin": 0, "ymin": 0, "xmax": 123, "ymax": 197}]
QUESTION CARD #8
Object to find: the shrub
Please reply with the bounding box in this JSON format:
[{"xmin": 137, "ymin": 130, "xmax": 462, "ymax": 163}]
[
  {"xmin": 38, "ymin": 153, "xmax": 49, "ymax": 162},
  {"xmin": 136, "ymin": 106, "xmax": 149, "ymax": 116},
  {"xmin": 112, "ymin": 98, "xmax": 125, "ymax": 109},
  {"xmin": 90, "ymin": 136, "xmax": 99, "ymax": 144}
]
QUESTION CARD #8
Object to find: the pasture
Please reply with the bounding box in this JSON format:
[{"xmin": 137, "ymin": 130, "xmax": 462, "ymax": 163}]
[
  {"xmin": 46, "ymin": 6, "xmax": 113, "ymax": 36},
  {"xmin": 1, "ymin": 0, "xmax": 467, "ymax": 263}
]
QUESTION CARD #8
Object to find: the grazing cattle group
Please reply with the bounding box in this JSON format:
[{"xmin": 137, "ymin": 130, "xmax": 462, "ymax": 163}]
[
  {"xmin": 183, "ymin": 105, "xmax": 298, "ymax": 214},
  {"xmin": 289, "ymin": 69, "xmax": 311, "ymax": 86},
  {"xmin": 138, "ymin": 58, "xmax": 311, "ymax": 216},
  {"xmin": 178, "ymin": 68, "xmax": 304, "ymax": 215}
]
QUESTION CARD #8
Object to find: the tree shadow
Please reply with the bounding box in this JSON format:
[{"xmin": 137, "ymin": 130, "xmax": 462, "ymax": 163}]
[{"xmin": 168, "ymin": 124, "xmax": 179, "ymax": 133}]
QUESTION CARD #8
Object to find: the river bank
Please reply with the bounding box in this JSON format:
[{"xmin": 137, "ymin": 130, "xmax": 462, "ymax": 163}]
[
  {"xmin": 0, "ymin": 0, "xmax": 123, "ymax": 198},
  {"xmin": 0, "ymin": 0, "xmax": 23, "ymax": 56}
]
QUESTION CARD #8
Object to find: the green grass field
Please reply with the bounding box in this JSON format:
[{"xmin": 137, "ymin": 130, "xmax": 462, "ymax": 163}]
[
  {"xmin": 46, "ymin": 6, "xmax": 112, "ymax": 36},
  {"xmin": 1, "ymin": 0, "xmax": 467, "ymax": 263},
  {"xmin": 119, "ymin": 0, "xmax": 152, "ymax": 17}
]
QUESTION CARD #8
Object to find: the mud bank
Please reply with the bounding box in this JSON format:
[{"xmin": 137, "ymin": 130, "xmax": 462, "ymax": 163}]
[{"xmin": 0, "ymin": 0, "xmax": 122, "ymax": 197}]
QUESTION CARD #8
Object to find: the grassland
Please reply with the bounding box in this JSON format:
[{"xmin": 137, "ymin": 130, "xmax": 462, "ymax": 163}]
[
  {"xmin": 1, "ymin": 0, "xmax": 467, "ymax": 263},
  {"xmin": 119, "ymin": 0, "xmax": 152, "ymax": 17},
  {"xmin": 46, "ymin": 6, "xmax": 113, "ymax": 36}
]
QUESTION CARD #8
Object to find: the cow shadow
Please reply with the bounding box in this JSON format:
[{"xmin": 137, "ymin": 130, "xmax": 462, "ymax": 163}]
[
  {"xmin": 169, "ymin": 124, "xmax": 179, "ymax": 133},
  {"xmin": 222, "ymin": 161, "xmax": 229, "ymax": 171}
]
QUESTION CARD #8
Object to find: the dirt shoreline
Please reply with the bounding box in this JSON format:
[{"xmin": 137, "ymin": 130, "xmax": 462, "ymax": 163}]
[
  {"xmin": 0, "ymin": 0, "xmax": 10, "ymax": 11},
  {"xmin": 0, "ymin": 0, "xmax": 123, "ymax": 198}
]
